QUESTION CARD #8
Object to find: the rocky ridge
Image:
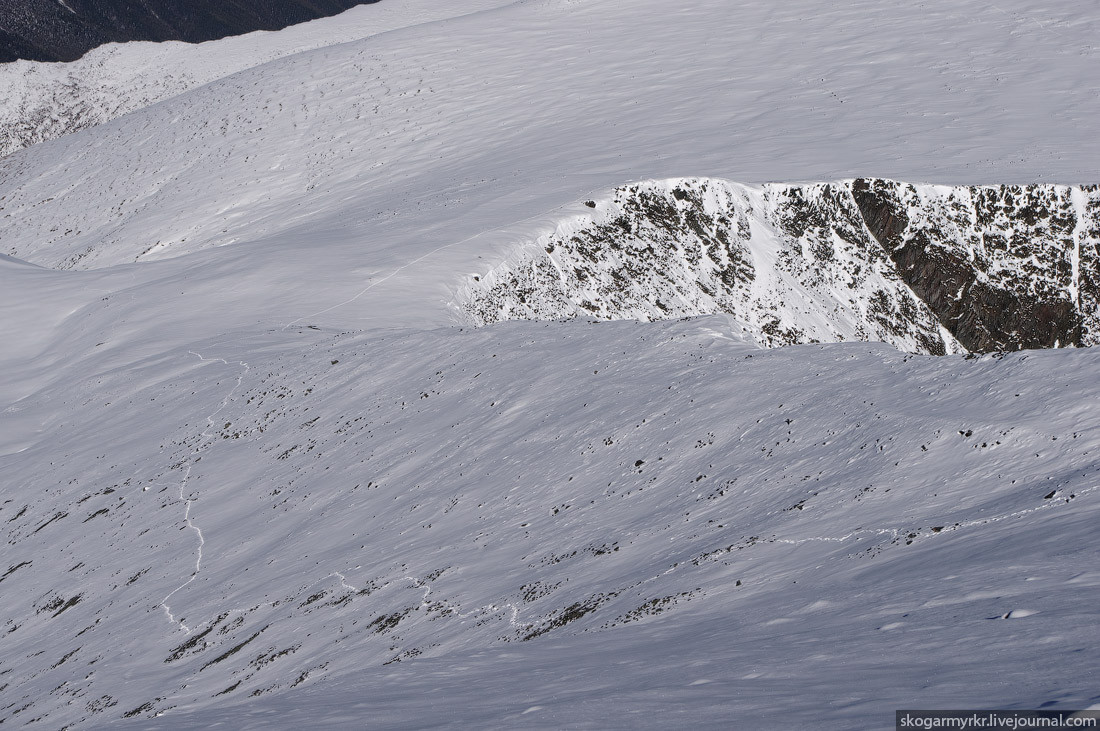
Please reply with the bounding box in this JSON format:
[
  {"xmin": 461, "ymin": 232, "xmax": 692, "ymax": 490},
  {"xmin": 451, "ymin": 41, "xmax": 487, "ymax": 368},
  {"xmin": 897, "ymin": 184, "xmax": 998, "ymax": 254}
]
[{"xmin": 459, "ymin": 178, "xmax": 1100, "ymax": 354}]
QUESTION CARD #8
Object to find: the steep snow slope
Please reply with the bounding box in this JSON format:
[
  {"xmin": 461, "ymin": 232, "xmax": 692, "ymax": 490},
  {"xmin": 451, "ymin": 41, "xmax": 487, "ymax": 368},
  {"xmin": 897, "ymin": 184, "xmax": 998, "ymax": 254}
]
[
  {"xmin": 0, "ymin": 0, "xmax": 520, "ymax": 158},
  {"xmin": 3, "ymin": 317, "xmax": 1099, "ymax": 728},
  {"xmin": 2, "ymin": 0, "xmax": 1100, "ymax": 728}
]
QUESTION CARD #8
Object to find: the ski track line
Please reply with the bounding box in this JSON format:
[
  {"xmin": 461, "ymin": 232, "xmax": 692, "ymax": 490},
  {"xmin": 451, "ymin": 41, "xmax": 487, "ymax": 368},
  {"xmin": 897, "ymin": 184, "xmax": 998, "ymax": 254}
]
[
  {"xmin": 319, "ymin": 477, "xmax": 1097, "ymax": 637},
  {"xmin": 275, "ymin": 198, "xmax": 594, "ymax": 633},
  {"xmin": 160, "ymin": 350, "xmax": 251, "ymax": 635},
  {"xmin": 765, "ymin": 485, "xmax": 1097, "ymax": 550},
  {"xmin": 399, "ymin": 573, "xmax": 526, "ymax": 628},
  {"xmin": 162, "ymin": 204, "xmax": 1099, "ymax": 638},
  {"xmin": 329, "ymin": 569, "xmax": 526, "ymax": 628},
  {"xmin": 692, "ymin": 483, "xmax": 1098, "ymax": 565}
]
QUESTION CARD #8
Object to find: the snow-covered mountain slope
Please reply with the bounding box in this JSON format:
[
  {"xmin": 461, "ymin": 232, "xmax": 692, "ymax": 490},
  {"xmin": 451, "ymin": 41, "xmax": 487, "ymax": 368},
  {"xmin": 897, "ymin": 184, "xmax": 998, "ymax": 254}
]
[
  {"xmin": 2, "ymin": 0, "xmax": 1100, "ymax": 727},
  {"xmin": 0, "ymin": 0, "xmax": 381, "ymax": 63},
  {"xmin": 0, "ymin": 0, "xmax": 519, "ymax": 158},
  {"xmin": 3, "ymin": 317, "xmax": 1099, "ymax": 728},
  {"xmin": 3, "ymin": 0, "xmax": 1100, "ymax": 275}
]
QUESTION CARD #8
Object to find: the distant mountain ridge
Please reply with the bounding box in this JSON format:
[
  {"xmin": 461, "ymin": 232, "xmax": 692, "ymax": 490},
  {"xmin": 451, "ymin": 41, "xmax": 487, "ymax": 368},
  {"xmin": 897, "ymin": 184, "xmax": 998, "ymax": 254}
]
[
  {"xmin": 0, "ymin": 0, "xmax": 516, "ymax": 159},
  {"xmin": 0, "ymin": 0, "xmax": 381, "ymax": 63}
]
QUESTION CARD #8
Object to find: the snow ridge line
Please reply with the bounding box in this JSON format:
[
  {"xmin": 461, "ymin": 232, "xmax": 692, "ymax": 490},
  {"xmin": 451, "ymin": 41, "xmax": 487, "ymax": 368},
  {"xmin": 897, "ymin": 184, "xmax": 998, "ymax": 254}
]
[
  {"xmin": 279, "ymin": 197, "xmax": 586, "ymax": 331},
  {"xmin": 160, "ymin": 350, "xmax": 251, "ymax": 635},
  {"xmin": 278, "ymin": 240, "xmax": 461, "ymax": 329}
]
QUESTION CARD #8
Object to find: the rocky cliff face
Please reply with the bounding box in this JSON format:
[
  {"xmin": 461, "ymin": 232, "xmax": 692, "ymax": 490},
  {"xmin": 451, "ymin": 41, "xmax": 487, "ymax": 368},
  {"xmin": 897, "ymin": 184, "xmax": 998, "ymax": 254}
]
[
  {"xmin": 459, "ymin": 178, "xmax": 1100, "ymax": 355},
  {"xmin": 851, "ymin": 179, "xmax": 1100, "ymax": 352},
  {"xmin": 0, "ymin": 0, "xmax": 380, "ymax": 63}
]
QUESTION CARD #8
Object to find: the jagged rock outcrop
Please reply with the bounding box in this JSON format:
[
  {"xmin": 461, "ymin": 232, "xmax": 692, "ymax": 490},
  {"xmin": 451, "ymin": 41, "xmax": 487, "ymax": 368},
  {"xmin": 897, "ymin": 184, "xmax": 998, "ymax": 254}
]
[
  {"xmin": 852, "ymin": 179, "xmax": 1099, "ymax": 352},
  {"xmin": 458, "ymin": 178, "xmax": 1100, "ymax": 355}
]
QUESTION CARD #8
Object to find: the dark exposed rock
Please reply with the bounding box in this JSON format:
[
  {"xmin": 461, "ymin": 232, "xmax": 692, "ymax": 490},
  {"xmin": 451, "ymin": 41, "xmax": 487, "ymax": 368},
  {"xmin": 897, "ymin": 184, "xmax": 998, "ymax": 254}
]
[
  {"xmin": 850, "ymin": 178, "xmax": 910, "ymax": 250},
  {"xmin": 852, "ymin": 178, "xmax": 1086, "ymax": 351},
  {"xmin": 461, "ymin": 178, "xmax": 1100, "ymax": 355}
]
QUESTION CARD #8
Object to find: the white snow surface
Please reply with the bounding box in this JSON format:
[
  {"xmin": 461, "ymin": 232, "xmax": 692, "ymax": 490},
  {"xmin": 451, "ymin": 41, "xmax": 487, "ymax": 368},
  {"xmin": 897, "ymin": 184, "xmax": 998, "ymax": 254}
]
[
  {"xmin": 0, "ymin": 0, "xmax": 518, "ymax": 158},
  {"xmin": 1, "ymin": 0, "xmax": 1099, "ymax": 728}
]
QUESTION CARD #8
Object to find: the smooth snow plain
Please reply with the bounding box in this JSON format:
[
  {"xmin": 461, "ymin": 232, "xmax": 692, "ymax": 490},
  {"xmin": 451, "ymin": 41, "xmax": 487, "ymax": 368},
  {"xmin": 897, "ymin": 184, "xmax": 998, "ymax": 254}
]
[{"xmin": 1, "ymin": 0, "xmax": 1099, "ymax": 728}]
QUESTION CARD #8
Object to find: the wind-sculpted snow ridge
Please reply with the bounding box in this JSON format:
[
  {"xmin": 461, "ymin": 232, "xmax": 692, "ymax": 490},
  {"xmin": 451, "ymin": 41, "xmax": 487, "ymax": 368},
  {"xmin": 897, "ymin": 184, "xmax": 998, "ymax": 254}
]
[{"xmin": 459, "ymin": 178, "xmax": 1100, "ymax": 354}]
